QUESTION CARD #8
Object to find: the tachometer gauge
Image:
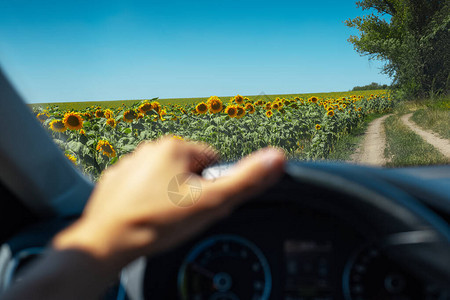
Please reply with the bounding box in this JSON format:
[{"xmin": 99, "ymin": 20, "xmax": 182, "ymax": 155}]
[
  {"xmin": 178, "ymin": 234, "xmax": 272, "ymax": 300},
  {"xmin": 343, "ymin": 244, "xmax": 449, "ymax": 300}
]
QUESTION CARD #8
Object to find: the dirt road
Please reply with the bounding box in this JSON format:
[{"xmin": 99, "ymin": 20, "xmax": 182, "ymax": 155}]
[
  {"xmin": 351, "ymin": 114, "xmax": 391, "ymax": 166},
  {"xmin": 400, "ymin": 113, "xmax": 450, "ymax": 158}
]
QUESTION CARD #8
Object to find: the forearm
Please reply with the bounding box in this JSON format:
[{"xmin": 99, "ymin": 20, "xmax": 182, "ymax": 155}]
[
  {"xmin": 1, "ymin": 248, "xmax": 120, "ymax": 300},
  {"xmin": 1, "ymin": 219, "xmax": 125, "ymax": 300}
]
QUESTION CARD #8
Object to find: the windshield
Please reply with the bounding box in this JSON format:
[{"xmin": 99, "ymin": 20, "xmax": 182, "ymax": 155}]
[{"xmin": 1, "ymin": 1, "xmax": 448, "ymax": 181}]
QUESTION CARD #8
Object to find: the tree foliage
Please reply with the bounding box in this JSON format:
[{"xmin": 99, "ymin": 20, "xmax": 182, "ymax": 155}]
[
  {"xmin": 346, "ymin": 0, "xmax": 449, "ymax": 98},
  {"xmin": 352, "ymin": 82, "xmax": 389, "ymax": 91}
]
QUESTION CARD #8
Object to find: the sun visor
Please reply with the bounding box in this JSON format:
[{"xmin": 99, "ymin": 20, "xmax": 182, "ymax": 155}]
[{"xmin": 0, "ymin": 69, "xmax": 94, "ymax": 217}]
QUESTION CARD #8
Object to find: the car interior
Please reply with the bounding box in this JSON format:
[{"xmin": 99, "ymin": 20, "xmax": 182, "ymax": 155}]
[{"xmin": 1, "ymin": 68, "xmax": 450, "ymax": 299}]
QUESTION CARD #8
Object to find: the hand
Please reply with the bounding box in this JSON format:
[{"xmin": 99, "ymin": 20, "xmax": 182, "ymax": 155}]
[{"xmin": 53, "ymin": 136, "xmax": 285, "ymax": 272}]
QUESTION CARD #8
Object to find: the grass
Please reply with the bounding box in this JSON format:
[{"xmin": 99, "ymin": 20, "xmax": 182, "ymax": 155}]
[
  {"xmin": 384, "ymin": 114, "xmax": 449, "ymax": 167},
  {"xmin": 28, "ymin": 89, "xmax": 387, "ymax": 111},
  {"xmin": 410, "ymin": 96, "xmax": 450, "ymax": 139},
  {"xmin": 328, "ymin": 112, "xmax": 385, "ymax": 161}
]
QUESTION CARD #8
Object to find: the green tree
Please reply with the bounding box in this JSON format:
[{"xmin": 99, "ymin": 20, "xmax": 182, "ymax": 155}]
[{"xmin": 345, "ymin": 0, "xmax": 449, "ymax": 98}]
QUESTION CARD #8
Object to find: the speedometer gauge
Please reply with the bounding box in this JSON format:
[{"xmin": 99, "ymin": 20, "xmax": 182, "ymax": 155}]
[{"xmin": 178, "ymin": 234, "xmax": 272, "ymax": 300}]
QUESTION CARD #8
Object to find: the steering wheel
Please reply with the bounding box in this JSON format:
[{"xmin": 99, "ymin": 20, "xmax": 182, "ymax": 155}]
[{"xmin": 122, "ymin": 161, "xmax": 450, "ymax": 299}]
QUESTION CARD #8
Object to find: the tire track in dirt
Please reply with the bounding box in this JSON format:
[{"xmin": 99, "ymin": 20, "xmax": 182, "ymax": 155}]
[
  {"xmin": 351, "ymin": 114, "xmax": 391, "ymax": 166},
  {"xmin": 400, "ymin": 113, "xmax": 450, "ymax": 158}
]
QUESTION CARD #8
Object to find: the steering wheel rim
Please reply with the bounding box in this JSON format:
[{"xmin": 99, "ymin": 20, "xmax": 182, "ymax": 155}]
[{"xmin": 283, "ymin": 161, "xmax": 450, "ymax": 290}]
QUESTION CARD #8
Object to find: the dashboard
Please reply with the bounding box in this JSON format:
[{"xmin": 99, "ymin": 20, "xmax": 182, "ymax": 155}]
[{"xmin": 1, "ymin": 164, "xmax": 450, "ymax": 300}]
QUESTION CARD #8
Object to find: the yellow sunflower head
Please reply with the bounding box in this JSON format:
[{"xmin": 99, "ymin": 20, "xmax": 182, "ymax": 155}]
[
  {"xmin": 272, "ymin": 102, "xmax": 279, "ymax": 110},
  {"xmin": 123, "ymin": 109, "xmax": 138, "ymax": 122},
  {"xmin": 65, "ymin": 154, "xmax": 77, "ymax": 165},
  {"xmin": 309, "ymin": 96, "xmax": 319, "ymax": 103},
  {"xmin": 266, "ymin": 110, "xmax": 273, "ymax": 118},
  {"xmin": 82, "ymin": 112, "xmax": 93, "ymax": 120},
  {"xmin": 104, "ymin": 109, "xmax": 114, "ymax": 119},
  {"xmin": 235, "ymin": 106, "xmax": 246, "ymax": 119},
  {"xmin": 171, "ymin": 135, "xmax": 184, "ymax": 141},
  {"xmin": 36, "ymin": 112, "xmax": 49, "ymax": 122},
  {"xmin": 265, "ymin": 102, "xmax": 272, "ymax": 110},
  {"xmin": 225, "ymin": 105, "xmax": 238, "ymax": 118},
  {"xmin": 207, "ymin": 95, "xmax": 220, "ymax": 104},
  {"xmin": 208, "ymin": 98, "xmax": 223, "ymax": 114},
  {"xmin": 106, "ymin": 118, "xmax": 117, "ymax": 128},
  {"xmin": 327, "ymin": 110, "xmax": 335, "ymax": 117},
  {"xmin": 196, "ymin": 102, "xmax": 208, "ymax": 114},
  {"xmin": 234, "ymin": 95, "xmax": 244, "ymax": 105},
  {"xmin": 63, "ymin": 112, "xmax": 83, "ymax": 130},
  {"xmin": 139, "ymin": 102, "xmax": 153, "ymax": 114},
  {"xmin": 315, "ymin": 124, "xmax": 321, "ymax": 130},
  {"xmin": 95, "ymin": 109, "xmax": 105, "ymax": 118},
  {"xmin": 96, "ymin": 140, "xmax": 117, "ymax": 158},
  {"xmin": 49, "ymin": 120, "xmax": 67, "ymax": 132},
  {"xmin": 151, "ymin": 101, "xmax": 162, "ymax": 113},
  {"xmin": 245, "ymin": 103, "xmax": 255, "ymax": 114}
]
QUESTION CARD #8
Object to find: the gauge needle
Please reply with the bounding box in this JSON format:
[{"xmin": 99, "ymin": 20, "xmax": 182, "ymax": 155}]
[{"xmin": 189, "ymin": 262, "xmax": 215, "ymax": 279}]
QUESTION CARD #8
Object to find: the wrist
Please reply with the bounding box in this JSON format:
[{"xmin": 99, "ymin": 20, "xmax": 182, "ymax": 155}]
[{"xmin": 52, "ymin": 218, "xmax": 124, "ymax": 273}]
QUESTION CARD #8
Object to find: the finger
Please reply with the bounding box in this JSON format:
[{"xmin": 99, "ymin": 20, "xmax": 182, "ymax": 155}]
[
  {"xmin": 187, "ymin": 143, "xmax": 219, "ymax": 174},
  {"xmin": 157, "ymin": 136, "xmax": 219, "ymax": 173},
  {"xmin": 198, "ymin": 147, "xmax": 285, "ymax": 213}
]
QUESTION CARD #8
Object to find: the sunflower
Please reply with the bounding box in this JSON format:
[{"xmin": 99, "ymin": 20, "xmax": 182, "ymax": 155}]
[
  {"xmin": 158, "ymin": 109, "xmax": 167, "ymax": 121},
  {"xmin": 82, "ymin": 112, "xmax": 93, "ymax": 120},
  {"xmin": 95, "ymin": 109, "xmax": 105, "ymax": 118},
  {"xmin": 235, "ymin": 106, "xmax": 246, "ymax": 119},
  {"xmin": 151, "ymin": 101, "xmax": 162, "ymax": 113},
  {"xmin": 272, "ymin": 102, "xmax": 279, "ymax": 110},
  {"xmin": 104, "ymin": 109, "xmax": 114, "ymax": 119},
  {"xmin": 123, "ymin": 109, "xmax": 138, "ymax": 122},
  {"xmin": 171, "ymin": 135, "xmax": 184, "ymax": 141},
  {"xmin": 266, "ymin": 110, "xmax": 273, "ymax": 118},
  {"xmin": 79, "ymin": 129, "xmax": 86, "ymax": 135},
  {"xmin": 65, "ymin": 154, "xmax": 77, "ymax": 165},
  {"xmin": 315, "ymin": 124, "xmax": 321, "ymax": 130},
  {"xmin": 327, "ymin": 110, "xmax": 335, "ymax": 117},
  {"xmin": 106, "ymin": 118, "xmax": 117, "ymax": 128},
  {"xmin": 96, "ymin": 140, "xmax": 117, "ymax": 158},
  {"xmin": 265, "ymin": 102, "xmax": 272, "ymax": 110},
  {"xmin": 63, "ymin": 112, "xmax": 83, "ymax": 130},
  {"xmin": 208, "ymin": 97, "xmax": 223, "ymax": 114},
  {"xmin": 234, "ymin": 95, "xmax": 244, "ymax": 105},
  {"xmin": 138, "ymin": 102, "xmax": 153, "ymax": 114},
  {"xmin": 225, "ymin": 105, "xmax": 238, "ymax": 118},
  {"xmin": 195, "ymin": 102, "xmax": 208, "ymax": 114},
  {"xmin": 245, "ymin": 103, "xmax": 255, "ymax": 114},
  {"xmin": 309, "ymin": 96, "xmax": 319, "ymax": 103},
  {"xmin": 49, "ymin": 120, "xmax": 67, "ymax": 132},
  {"xmin": 36, "ymin": 112, "xmax": 49, "ymax": 122}
]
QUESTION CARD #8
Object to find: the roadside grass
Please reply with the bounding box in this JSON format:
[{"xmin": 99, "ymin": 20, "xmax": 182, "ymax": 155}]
[
  {"xmin": 328, "ymin": 112, "xmax": 385, "ymax": 161},
  {"xmin": 28, "ymin": 89, "xmax": 387, "ymax": 111},
  {"xmin": 384, "ymin": 114, "xmax": 449, "ymax": 167},
  {"xmin": 410, "ymin": 96, "xmax": 450, "ymax": 139}
]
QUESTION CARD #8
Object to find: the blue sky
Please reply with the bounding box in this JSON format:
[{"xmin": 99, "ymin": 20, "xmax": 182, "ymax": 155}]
[{"xmin": 0, "ymin": 0, "xmax": 391, "ymax": 103}]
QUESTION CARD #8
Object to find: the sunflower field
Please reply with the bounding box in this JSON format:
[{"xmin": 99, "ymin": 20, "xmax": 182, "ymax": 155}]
[{"xmin": 32, "ymin": 92, "xmax": 393, "ymax": 181}]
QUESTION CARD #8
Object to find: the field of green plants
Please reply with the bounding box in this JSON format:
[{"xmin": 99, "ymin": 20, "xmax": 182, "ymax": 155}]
[{"xmin": 32, "ymin": 91, "xmax": 392, "ymax": 181}]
